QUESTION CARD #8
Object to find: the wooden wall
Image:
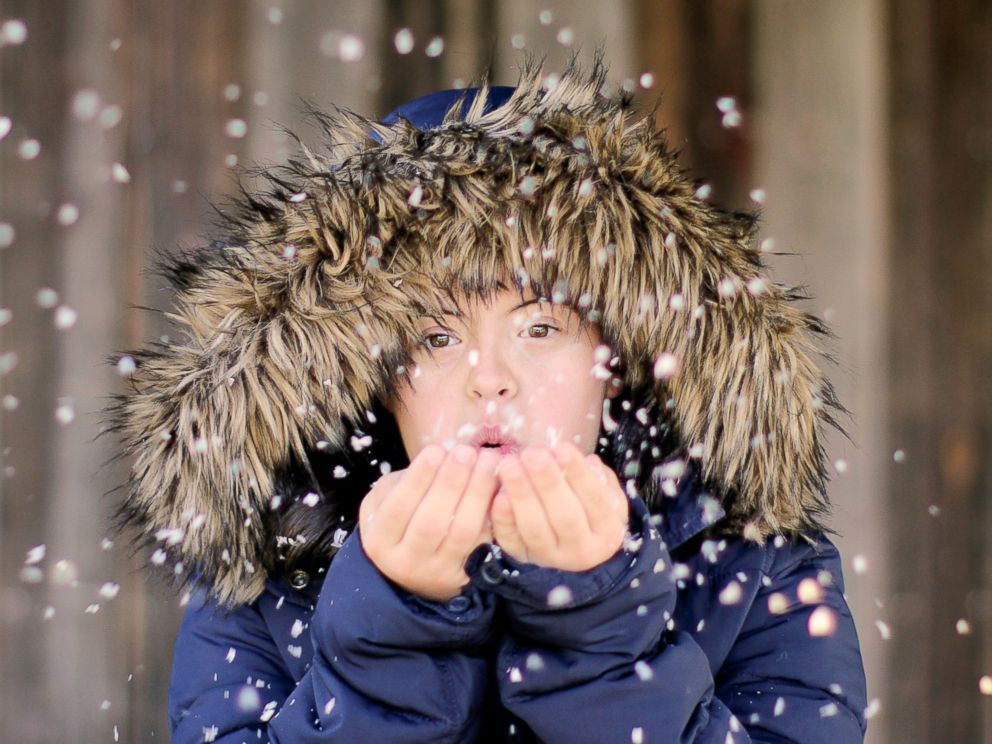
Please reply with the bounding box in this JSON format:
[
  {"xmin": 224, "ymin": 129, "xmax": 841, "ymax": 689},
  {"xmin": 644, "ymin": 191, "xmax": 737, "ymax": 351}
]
[{"xmin": 2, "ymin": 1, "xmax": 990, "ymax": 741}]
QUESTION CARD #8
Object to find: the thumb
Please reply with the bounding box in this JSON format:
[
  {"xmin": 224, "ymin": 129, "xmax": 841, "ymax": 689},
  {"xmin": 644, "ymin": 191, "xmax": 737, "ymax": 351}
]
[{"xmin": 587, "ymin": 454, "xmax": 609, "ymax": 484}]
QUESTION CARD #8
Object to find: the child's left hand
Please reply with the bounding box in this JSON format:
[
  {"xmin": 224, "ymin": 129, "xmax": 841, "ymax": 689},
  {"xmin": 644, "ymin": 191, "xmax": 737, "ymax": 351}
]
[{"xmin": 489, "ymin": 440, "xmax": 629, "ymax": 572}]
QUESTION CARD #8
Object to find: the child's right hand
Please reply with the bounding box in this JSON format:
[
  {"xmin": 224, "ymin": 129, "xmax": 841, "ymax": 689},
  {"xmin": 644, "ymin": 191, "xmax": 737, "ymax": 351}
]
[{"xmin": 358, "ymin": 444, "xmax": 500, "ymax": 602}]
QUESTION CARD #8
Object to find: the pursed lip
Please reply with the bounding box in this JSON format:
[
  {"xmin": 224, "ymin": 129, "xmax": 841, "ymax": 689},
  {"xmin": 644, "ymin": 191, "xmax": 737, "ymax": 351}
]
[
  {"xmin": 478, "ymin": 443, "xmax": 520, "ymax": 456},
  {"xmin": 470, "ymin": 424, "xmax": 519, "ymax": 454}
]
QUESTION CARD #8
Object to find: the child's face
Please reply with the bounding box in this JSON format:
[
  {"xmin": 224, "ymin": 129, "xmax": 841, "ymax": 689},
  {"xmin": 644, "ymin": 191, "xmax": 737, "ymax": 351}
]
[{"xmin": 384, "ymin": 287, "xmax": 621, "ymax": 460}]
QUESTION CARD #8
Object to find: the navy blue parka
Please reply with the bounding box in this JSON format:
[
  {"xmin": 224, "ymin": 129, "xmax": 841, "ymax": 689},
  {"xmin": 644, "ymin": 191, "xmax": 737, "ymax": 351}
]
[
  {"xmin": 170, "ymin": 470, "xmax": 867, "ymax": 742},
  {"xmin": 106, "ymin": 60, "xmax": 868, "ymax": 743}
]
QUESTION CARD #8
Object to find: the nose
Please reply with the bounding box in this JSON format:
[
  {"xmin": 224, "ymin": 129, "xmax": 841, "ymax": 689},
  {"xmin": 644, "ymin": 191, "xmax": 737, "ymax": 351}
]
[{"xmin": 467, "ymin": 344, "xmax": 517, "ymax": 401}]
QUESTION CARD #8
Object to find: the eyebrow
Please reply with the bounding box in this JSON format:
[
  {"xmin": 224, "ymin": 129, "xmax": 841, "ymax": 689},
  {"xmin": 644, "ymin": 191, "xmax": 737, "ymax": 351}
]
[{"xmin": 421, "ymin": 297, "xmax": 554, "ymax": 320}]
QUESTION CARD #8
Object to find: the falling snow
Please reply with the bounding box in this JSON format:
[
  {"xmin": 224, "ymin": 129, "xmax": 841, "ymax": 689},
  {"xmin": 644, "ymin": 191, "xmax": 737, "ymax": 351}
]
[
  {"xmin": 546, "ymin": 584, "xmax": 574, "ymax": 608},
  {"xmin": 526, "ymin": 652, "xmax": 545, "ymax": 672},
  {"xmin": 797, "ymin": 577, "xmax": 824, "ymax": 604},
  {"xmin": 337, "ymin": 34, "xmax": 365, "ymax": 62},
  {"xmin": 807, "ymin": 606, "xmax": 837, "ymax": 637},
  {"xmin": 225, "ymin": 118, "xmax": 247, "ymax": 138},
  {"xmin": 73, "ymin": 89, "xmax": 101, "ymax": 120},
  {"xmin": 718, "ymin": 581, "xmax": 743, "ymax": 605},
  {"xmin": 55, "ymin": 401, "xmax": 75, "ymax": 424},
  {"xmin": 57, "ymin": 203, "xmax": 80, "ymax": 225},
  {"xmin": 557, "ymin": 27, "xmax": 575, "ymax": 46},
  {"xmin": 768, "ymin": 592, "xmax": 788, "ymax": 615},
  {"xmin": 18, "ymin": 138, "xmax": 40, "ymax": 159},
  {"xmin": 54, "ymin": 305, "xmax": 78, "ymax": 329},
  {"xmin": 111, "ymin": 162, "xmax": 130, "ymax": 183},
  {"xmin": 716, "ymin": 96, "xmax": 742, "ymax": 128},
  {"xmin": 425, "ymin": 36, "xmax": 444, "ymax": 58},
  {"xmin": 0, "ymin": 25, "xmax": 952, "ymax": 742},
  {"xmin": 851, "ymin": 554, "xmax": 868, "ymax": 574},
  {"xmin": 50, "ymin": 559, "xmax": 79, "ymax": 586},
  {"xmin": 99, "ymin": 582, "xmax": 121, "ymax": 599},
  {"xmin": 653, "ymin": 352, "xmax": 678, "ymax": 380},
  {"xmin": 394, "ymin": 28, "xmax": 414, "ymax": 55},
  {"xmin": 1, "ymin": 19, "xmax": 28, "ymax": 45}
]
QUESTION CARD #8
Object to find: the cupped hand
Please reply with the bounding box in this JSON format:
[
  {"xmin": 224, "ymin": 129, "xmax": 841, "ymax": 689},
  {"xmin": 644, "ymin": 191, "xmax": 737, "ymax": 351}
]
[
  {"xmin": 358, "ymin": 444, "xmax": 500, "ymax": 602},
  {"xmin": 489, "ymin": 440, "xmax": 630, "ymax": 572}
]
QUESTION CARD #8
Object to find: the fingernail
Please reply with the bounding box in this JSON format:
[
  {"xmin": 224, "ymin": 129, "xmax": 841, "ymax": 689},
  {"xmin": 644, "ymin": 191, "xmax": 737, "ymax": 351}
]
[{"xmin": 554, "ymin": 441, "xmax": 573, "ymax": 462}]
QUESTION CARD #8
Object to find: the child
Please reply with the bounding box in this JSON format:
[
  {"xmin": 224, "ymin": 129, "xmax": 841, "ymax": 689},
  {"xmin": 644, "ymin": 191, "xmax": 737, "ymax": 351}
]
[{"xmin": 108, "ymin": 56, "xmax": 868, "ymax": 742}]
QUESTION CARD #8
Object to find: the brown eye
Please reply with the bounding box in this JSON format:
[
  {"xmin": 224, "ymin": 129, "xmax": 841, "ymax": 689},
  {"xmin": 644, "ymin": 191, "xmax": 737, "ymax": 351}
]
[
  {"xmin": 424, "ymin": 333, "xmax": 452, "ymax": 349},
  {"xmin": 527, "ymin": 324, "xmax": 557, "ymax": 338}
]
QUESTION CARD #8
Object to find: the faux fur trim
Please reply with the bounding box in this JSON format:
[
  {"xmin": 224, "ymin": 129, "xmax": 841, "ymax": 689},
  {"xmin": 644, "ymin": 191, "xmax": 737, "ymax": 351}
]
[{"xmin": 104, "ymin": 54, "xmax": 847, "ymax": 607}]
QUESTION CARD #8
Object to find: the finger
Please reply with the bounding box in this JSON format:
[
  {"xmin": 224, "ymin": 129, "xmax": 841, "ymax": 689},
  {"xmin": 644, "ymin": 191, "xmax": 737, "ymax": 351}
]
[
  {"xmin": 520, "ymin": 446, "xmax": 592, "ymax": 545},
  {"xmin": 373, "ymin": 445, "xmax": 446, "ymax": 545},
  {"xmin": 403, "ymin": 444, "xmax": 478, "ymax": 552},
  {"xmin": 576, "ymin": 453, "xmax": 629, "ymax": 537},
  {"xmin": 593, "ymin": 458, "xmax": 630, "ymax": 531},
  {"xmin": 478, "ymin": 514, "xmax": 494, "ymax": 545},
  {"xmin": 590, "ymin": 456, "xmax": 609, "ymax": 484},
  {"xmin": 440, "ymin": 447, "xmax": 500, "ymax": 557},
  {"xmin": 549, "ymin": 446, "xmax": 619, "ymax": 533},
  {"xmin": 358, "ymin": 479, "xmax": 385, "ymax": 524},
  {"xmin": 593, "ymin": 458, "xmax": 627, "ymax": 505},
  {"xmin": 497, "ymin": 454, "xmax": 557, "ymax": 554},
  {"xmin": 490, "ymin": 487, "xmax": 527, "ymax": 560}
]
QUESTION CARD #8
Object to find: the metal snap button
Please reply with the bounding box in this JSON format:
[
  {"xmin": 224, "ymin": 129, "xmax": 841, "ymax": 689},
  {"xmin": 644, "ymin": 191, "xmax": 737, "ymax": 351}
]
[
  {"xmin": 480, "ymin": 560, "xmax": 504, "ymax": 585},
  {"xmin": 445, "ymin": 595, "xmax": 472, "ymax": 613},
  {"xmin": 289, "ymin": 569, "xmax": 310, "ymax": 590}
]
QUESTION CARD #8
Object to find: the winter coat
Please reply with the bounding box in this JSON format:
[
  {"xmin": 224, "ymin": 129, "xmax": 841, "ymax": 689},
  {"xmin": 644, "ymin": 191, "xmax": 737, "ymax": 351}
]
[{"xmin": 107, "ymin": 57, "xmax": 868, "ymax": 742}]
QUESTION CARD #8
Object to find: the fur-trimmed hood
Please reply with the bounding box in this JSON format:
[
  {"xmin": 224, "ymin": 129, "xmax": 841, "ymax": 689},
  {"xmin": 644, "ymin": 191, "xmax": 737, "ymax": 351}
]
[{"xmin": 105, "ymin": 56, "xmax": 846, "ymax": 608}]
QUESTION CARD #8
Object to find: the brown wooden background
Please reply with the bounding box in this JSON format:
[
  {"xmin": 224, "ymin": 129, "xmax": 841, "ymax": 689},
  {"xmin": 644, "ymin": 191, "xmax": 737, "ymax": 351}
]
[{"xmin": 1, "ymin": 1, "xmax": 990, "ymax": 741}]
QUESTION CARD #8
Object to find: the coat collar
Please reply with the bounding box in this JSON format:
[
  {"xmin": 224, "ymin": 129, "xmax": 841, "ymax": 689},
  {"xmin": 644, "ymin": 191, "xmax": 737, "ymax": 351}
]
[{"xmin": 654, "ymin": 462, "xmax": 727, "ymax": 550}]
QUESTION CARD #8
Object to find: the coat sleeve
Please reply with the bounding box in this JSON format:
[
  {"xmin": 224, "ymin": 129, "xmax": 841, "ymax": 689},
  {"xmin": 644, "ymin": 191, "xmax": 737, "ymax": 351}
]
[
  {"xmin": 714, "ymin": 534, "xmax": 868, "ymax": 741},
  {"xmin": 169, "ymin": 527, "xmax": 496, "ymax": 743},
  {"xmin": 465, "ymin": 497, "xmax": 868, "ymax": 743}
]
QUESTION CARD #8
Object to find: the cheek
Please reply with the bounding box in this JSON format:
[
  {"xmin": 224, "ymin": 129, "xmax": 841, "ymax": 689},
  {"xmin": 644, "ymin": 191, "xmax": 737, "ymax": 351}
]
[{"xmin": 390, "ymin": 375, "xmax": 455, "ymax": 436}]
